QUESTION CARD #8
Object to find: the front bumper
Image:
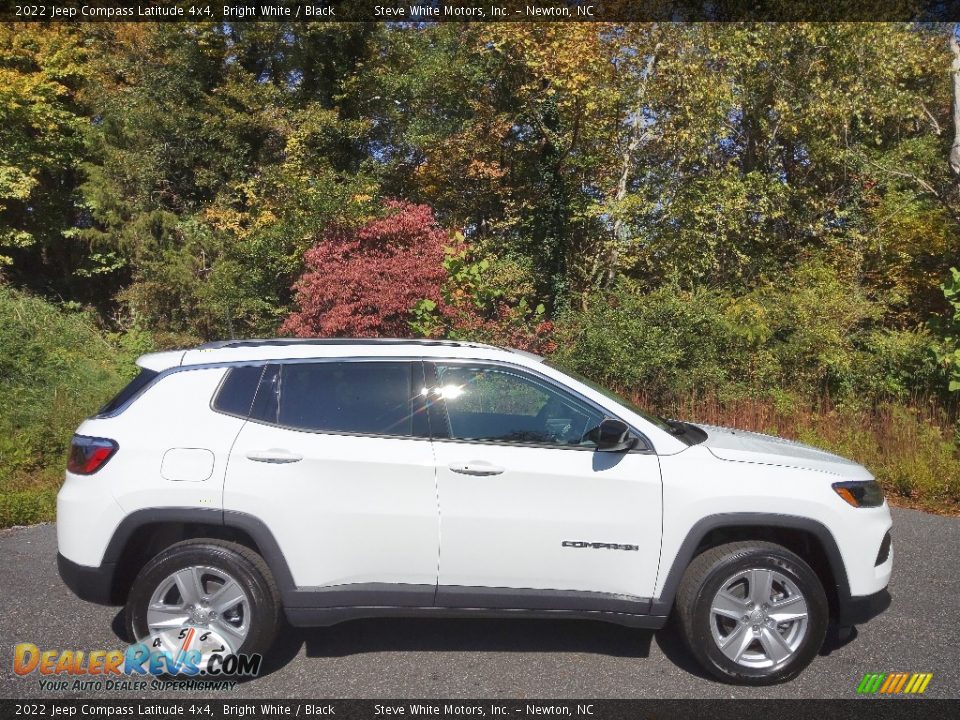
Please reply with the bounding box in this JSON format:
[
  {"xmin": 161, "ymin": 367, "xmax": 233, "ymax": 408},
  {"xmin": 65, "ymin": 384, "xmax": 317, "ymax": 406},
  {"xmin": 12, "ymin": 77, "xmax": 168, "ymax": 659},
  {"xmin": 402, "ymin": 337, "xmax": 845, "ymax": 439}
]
[
  {"xmin": 57, "ymin": 553, "xmax": 117, "ymax": 605},
  {"xmin": 836, "ymin": 586, "xmax": 891, "ymax": 626},
  {"xmin": 833, "ymin": 519, "xmax": 892, "ymax": 626}
]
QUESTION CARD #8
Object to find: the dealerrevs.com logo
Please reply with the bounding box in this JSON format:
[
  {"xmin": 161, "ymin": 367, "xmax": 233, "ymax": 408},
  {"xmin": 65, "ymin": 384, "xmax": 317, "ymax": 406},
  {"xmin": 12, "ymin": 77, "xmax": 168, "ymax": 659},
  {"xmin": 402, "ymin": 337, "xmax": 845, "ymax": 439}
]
[
  {"xmin": 857, "ymin": 672, "xmax": 933, "ymax": 695},
  {"xmin": 13, "ymin": 641, "xmax": 262, "ymax": 692}
]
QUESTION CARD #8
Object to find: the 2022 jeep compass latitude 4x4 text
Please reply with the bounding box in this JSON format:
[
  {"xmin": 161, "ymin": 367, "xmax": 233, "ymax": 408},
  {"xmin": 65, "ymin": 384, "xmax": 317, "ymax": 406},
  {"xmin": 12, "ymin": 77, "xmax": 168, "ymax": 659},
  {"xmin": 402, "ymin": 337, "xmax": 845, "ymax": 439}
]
[{"xmin": 57, "ymin": 338, "xmax": 893, "ymax": 684}]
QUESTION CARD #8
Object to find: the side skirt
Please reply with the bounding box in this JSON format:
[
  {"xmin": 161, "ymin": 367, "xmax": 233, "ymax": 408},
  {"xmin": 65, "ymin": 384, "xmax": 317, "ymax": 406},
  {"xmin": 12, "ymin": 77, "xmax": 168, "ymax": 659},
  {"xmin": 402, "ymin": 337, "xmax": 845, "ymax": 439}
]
[
  {"xmin": 284, "ymin": 606, "xmax": 668, "ymax": 630},
  {"xmin": 282, "ymin": 583, "xmax": 662, "ymax": 629}
]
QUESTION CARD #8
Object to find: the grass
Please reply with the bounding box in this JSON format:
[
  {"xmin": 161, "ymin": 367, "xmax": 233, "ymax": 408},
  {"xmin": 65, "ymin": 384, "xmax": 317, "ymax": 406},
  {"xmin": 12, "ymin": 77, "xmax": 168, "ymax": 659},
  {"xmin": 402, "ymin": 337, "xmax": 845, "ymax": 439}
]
[
  {"xmin": 653, "ymin": 393, "xmax": 960, "ymax": 515},
  {"xmin": 0, "ymin": 489, "xmax": 57, "ymax": 528},
  {"xmin": 0, "ymin": 285, "xmax": 130, "ymax": 527}
]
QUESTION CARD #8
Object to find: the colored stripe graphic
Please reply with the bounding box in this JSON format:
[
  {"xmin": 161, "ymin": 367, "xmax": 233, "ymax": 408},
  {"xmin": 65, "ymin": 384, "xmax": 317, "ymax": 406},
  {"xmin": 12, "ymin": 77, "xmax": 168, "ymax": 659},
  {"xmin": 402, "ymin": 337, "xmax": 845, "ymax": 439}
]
[
  {"xmin": 858, "ymin": 672, "xmax": 932, "ymax": 694},
  {"xmin": 857, "ymin": 673, "xmax": 886, "ymax": 694}
]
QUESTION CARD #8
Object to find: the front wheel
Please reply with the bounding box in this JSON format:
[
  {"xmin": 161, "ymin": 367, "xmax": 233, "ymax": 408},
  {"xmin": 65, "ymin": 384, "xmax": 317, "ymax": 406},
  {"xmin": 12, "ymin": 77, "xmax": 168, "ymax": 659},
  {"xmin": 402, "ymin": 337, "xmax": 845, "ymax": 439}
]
[
  {"xmin": 125, "ymin": 539, "xmax": 280, "ymax": 664},
  {"xmin": 676, "ymin": 541, "xmax": 829, "ymax": 685}
]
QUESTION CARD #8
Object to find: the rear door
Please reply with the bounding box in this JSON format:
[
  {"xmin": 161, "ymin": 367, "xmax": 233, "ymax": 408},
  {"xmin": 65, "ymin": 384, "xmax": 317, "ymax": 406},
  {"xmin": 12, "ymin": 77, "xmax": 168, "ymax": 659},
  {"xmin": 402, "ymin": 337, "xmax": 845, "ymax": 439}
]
[
  {"xmin": 222, "ymin": 359, "xmax": 439, "ymax": 602},
  {"xmin": 427, "ymin": 361, "xmax": 663, "ymax": 610}
]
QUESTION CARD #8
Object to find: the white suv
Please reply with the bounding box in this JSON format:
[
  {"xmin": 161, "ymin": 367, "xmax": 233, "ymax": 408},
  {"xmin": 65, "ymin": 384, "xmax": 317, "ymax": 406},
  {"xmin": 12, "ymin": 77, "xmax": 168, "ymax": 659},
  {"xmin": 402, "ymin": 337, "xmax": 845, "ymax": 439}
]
[{"xmin": 57, "ymin": 339, "xmax": 892, "ymax": 684}]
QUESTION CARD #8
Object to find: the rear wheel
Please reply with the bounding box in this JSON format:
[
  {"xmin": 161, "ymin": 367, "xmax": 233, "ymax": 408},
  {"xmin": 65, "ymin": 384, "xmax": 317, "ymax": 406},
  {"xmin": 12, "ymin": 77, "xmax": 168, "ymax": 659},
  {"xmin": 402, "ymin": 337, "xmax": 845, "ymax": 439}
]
[
  {"xmin": 126, "ymin": 539, "xmax": 279, "ymax": 663},
  {"xmin": 676, "ymin": 541, "xmax": 828, "ymax": 685}
]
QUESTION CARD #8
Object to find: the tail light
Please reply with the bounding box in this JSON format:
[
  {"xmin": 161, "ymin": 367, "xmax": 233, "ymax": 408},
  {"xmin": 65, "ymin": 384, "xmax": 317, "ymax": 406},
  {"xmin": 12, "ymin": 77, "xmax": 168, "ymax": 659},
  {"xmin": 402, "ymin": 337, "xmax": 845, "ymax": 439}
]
[{"xmin": 67, "ymin": 435, "xmax": 118, "ymax": 475}]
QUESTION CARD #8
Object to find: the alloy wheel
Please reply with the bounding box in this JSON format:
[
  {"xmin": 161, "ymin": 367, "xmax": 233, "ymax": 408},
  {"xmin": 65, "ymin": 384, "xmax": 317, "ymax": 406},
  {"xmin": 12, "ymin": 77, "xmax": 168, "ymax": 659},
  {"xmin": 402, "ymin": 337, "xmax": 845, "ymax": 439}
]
[
  {"xmin": 145, "ymin": 565, "xmax": 251, "ymax": 662},
  {"xmin": 708, "ymin": 567, "xmax": 809, "ymax": 669}
]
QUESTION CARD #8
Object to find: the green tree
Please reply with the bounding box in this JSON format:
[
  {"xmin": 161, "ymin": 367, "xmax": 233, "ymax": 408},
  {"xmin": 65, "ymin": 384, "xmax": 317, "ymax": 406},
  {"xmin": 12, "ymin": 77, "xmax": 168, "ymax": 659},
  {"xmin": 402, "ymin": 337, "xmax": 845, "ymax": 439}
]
[
  {"xmin": 80, "ymin": 23, "xmax": 378, "ymax": 339},
  {"xmin": 0, "ymin": 24, "xmax": 90, "ymax": 296}
]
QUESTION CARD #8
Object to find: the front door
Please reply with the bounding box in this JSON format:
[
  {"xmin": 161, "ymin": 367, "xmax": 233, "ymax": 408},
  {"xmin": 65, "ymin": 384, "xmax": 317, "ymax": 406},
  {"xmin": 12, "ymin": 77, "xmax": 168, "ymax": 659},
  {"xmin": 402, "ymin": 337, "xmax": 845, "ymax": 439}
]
[{"xmin": 428, "ymin": 361, "xmax": 663, "ymax": 611}]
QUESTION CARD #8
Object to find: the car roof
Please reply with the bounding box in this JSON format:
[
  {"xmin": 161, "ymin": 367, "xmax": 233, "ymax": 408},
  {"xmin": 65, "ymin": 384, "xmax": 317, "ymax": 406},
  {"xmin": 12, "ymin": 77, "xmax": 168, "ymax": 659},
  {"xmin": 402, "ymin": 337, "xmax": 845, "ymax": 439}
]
[{"xmin": 137, "ymin": 338, "xmax": 544, "ymax": 371}]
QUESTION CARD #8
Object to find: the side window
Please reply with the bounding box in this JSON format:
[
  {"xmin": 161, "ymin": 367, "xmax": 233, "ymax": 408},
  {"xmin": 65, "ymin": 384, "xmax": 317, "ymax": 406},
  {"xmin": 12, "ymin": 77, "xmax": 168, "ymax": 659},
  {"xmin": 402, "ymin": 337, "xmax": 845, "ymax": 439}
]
[
  {"xmin": 433, "ymin": 364, "xmax": 605, "ymax": 447},
  {"xmin": 212, "ymin": 365, "xmax": 264, "ymax": 417},
  {"xmin": 96, "ymin": 368, "xmax": 159, "ymax": 417},
  {"xmin": 251, "ymin": 361, "xmax": 421, "ymax": 438}
]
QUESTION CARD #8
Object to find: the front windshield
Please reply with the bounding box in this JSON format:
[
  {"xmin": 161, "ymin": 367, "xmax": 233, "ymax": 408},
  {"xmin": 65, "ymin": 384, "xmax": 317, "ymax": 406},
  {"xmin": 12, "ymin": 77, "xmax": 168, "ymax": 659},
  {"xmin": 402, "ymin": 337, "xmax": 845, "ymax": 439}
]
[{"xmin": 544, "ymin": 361, "xmax": 675, "ymax": 434}]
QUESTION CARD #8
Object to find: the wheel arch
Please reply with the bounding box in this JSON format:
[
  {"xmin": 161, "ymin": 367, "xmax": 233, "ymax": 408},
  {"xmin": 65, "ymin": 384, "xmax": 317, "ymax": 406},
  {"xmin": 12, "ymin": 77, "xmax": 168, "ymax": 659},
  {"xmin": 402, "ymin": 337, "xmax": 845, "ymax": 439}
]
[
  {"xmin": 103, "ymin": 508, "xmax": 296, "ymax": 605},
  {"xmin": 651, "ymin": 513, "xmax": 849, "ymax": 618}
]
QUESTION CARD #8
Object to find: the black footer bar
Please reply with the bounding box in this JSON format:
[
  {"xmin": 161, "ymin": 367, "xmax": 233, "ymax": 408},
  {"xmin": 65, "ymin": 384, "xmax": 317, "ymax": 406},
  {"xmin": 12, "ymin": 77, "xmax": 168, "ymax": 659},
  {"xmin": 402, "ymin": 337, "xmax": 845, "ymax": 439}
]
[{"xmin": 2, "ymin": 699, "xmax": 959, "ymax": 720}]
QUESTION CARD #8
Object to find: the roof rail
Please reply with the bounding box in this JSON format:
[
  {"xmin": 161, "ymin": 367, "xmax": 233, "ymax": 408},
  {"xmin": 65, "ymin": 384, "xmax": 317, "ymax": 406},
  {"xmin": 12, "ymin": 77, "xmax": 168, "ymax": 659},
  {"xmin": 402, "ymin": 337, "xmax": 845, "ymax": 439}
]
[{"xmin": 194, "ymin": 337, "xmax": 502, "ymax": 351}]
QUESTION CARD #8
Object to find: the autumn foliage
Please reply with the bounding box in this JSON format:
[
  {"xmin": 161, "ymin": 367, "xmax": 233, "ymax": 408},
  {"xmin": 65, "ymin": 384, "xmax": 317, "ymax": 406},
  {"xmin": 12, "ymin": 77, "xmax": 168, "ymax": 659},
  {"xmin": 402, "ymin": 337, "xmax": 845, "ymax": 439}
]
[
  {"xmin": 282, "ymin": 202, "xmax": 450, "ymax": 337},
  {"xmin": 283, "ymin": 200, "xmax": 556, "ymax": 351}
]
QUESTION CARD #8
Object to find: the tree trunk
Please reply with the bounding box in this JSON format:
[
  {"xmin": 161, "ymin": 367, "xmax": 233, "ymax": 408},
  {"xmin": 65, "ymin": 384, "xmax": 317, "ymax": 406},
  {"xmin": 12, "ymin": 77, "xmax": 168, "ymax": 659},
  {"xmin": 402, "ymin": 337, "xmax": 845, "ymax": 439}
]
[
  {"xmin": 602, "ymin": 50, "xmax": 659, "ymax": 289},
  {"xmin": 949, "ymin": 30, "xmax": 960, "ymax": 177}
]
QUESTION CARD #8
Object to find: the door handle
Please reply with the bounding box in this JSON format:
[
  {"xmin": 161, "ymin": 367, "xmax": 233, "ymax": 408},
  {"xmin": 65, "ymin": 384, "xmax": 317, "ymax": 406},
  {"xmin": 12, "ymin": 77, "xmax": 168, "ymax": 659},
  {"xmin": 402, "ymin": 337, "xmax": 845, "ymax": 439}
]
[
  {"xmin": 246, "ymin": 448, "xmax": 303, "ymax": 464},
  {"xmin": 448, "ymin": 461, "xmax": 504, "ymax": 477}
]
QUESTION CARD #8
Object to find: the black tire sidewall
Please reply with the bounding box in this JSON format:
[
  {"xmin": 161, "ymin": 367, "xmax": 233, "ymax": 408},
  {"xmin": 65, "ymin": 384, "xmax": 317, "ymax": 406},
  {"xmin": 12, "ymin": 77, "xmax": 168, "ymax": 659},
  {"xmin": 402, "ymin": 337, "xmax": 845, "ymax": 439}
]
[
  {"xmin": 690, "ymin": 548, "xmax": 828, "ymax": 684},
  {"xmin": 126, "ymin": 542, "xmax": 278, "ymax": 658}
]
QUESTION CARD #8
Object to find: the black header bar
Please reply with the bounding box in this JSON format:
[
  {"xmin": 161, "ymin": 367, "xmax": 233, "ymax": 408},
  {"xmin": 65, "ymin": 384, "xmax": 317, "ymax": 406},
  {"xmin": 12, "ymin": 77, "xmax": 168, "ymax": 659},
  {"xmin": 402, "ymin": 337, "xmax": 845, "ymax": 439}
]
[{"xmin": 2, "ymin": 0, "xmax": 960, "ymax": 22}]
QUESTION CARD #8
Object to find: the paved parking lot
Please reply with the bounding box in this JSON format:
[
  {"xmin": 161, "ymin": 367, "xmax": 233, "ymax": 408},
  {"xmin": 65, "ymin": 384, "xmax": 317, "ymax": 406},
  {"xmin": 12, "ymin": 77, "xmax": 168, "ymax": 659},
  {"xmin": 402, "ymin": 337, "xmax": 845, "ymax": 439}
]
[{"xmin": 1, "ymin": 506, "xmax": 957, "ymax": 699}]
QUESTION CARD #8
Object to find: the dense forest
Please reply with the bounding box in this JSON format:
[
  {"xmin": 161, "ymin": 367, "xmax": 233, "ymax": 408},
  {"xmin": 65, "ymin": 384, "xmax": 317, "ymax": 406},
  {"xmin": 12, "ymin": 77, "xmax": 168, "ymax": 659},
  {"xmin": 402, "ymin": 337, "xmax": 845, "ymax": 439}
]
[{"xmin": 2, "ymin": 22, "xmax": 960, "ymax": 524}]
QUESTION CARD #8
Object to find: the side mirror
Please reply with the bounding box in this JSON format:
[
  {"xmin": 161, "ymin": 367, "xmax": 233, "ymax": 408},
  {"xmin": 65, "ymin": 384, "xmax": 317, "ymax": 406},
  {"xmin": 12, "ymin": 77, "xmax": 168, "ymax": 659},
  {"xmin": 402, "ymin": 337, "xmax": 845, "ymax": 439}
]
[{"xmin": 588, "ymin": 418, "xmax": 637, "ymax": 453}]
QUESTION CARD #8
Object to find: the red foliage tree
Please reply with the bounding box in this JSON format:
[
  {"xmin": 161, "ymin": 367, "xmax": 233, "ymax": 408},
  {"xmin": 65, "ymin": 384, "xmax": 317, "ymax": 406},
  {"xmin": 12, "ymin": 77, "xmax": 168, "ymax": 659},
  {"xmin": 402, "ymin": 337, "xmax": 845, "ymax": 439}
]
[{"xmin": 282, "ymin": 201, "xmax": 450, "ymax": 337}]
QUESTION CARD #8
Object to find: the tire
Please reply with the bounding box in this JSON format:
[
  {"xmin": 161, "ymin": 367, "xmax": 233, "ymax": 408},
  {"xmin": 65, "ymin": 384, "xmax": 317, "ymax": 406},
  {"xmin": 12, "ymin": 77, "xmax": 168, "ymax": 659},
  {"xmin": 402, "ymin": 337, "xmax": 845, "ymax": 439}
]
[
  {"xmin": 676, "ymin": 540, "xmax": 828, "ymax": 685},
  {"xmin": 125, "ymin": 539, "xmax": 280, "ymax": 662}
]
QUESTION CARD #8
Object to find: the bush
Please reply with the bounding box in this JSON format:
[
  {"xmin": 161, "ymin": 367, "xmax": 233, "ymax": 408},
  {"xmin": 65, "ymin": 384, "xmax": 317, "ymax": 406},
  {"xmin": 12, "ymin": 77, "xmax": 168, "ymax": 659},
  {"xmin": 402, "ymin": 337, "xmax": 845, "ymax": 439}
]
[
  {"xmin": 848, "ymin": 328, "xmax": 946, "ymax": 401},
  {"xmin": 410, "ymin": 244, "xmax": 557, "ymax": 353},
  {"xmin": 726, "ymin": 261, "xmax": 881, "ymax": 396},
  {"xmin": 282, "ymin": 201, "xmax": 449, "ymax": 338},
  {"xmin": 551, "ymin": 281, "xmax": 752, "ymax": 403},
  {"xmin": 0, "ymin": 285, "xmax": 129, "ymax": 525},
  {"xmin": 0, "ymin": 489, "xmax": 57, "ymax": 528},
  {"xmin": 551, "ymin": 260, "xmax": 949, "ymax": 407}
]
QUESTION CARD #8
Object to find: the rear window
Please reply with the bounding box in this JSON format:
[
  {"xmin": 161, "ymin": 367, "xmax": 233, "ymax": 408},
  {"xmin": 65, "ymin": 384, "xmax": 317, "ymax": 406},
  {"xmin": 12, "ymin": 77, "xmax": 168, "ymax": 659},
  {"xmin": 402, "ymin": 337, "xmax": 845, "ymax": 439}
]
[
  {"xmin": 212, "ymin": 365, "xmax": 264, "ymax": 418},
  {"xmin": 96, "ymin": 368, "xmax": 159, "ymax": 417},
  {"xmin": 250, "ymin": 361, "xmax": 421, "ymax": 438}
]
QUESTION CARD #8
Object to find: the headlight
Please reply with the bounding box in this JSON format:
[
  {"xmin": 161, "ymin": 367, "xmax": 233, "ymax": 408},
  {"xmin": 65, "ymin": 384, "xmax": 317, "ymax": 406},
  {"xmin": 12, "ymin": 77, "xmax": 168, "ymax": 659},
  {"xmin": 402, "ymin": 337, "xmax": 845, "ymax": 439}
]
[{"xmin": 832, "ymin": 480, "xmax": 884, "ymax": 508}]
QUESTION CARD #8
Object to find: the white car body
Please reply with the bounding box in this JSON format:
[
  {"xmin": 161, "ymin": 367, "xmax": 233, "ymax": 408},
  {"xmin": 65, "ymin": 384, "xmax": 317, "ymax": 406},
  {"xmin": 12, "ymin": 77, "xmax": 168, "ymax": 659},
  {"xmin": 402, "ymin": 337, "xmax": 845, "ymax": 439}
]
[{"xmin": 57, "ymin": 339, "xmax": 892, "ymax": 638}]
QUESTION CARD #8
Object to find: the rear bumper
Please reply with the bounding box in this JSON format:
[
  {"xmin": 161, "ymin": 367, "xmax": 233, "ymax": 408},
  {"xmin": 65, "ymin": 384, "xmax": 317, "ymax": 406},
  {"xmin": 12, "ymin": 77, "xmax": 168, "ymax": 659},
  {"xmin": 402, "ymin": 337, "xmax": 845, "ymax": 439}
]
[
  {"xmin": 57, "ymin": 553, "xmax": 117, "ymax": 606},
  {"xmin": 837, "ymin": 586, "xmax": 891, "ymax": 626}
]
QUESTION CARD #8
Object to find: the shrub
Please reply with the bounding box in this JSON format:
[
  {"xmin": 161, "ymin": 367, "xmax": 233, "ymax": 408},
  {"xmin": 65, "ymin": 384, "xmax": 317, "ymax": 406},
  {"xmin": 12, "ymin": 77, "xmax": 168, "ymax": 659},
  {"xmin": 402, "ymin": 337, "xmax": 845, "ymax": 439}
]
[
  {"xmin": 726, "ymin": 261, "xmax": 881, "ymax": 396},
  {"xmin": 0, "ymin": 489, "xmax": 57, "ymax": 528},
  {"xmin": 0, "ymin": 285, "xmax": 129, "ymax": 525},
  {"xmin": 794, "ymin": 404, "xmax": 960, "ymax": 505},
  {"xmin": 933, "ymin": 267, "xmax": 960, "ymax": 393},
  {"xmin": 848, "ymin": 328, "xmax": 946, "ymax": 401},
  {"xmin": 282, "ymin": 201, "xmax": 449, "ymax": 337},
  {"xmin": 551, "ymin": 281, "xmax": 749, "ymax": 403},
  {"xmin": 550, "ymin": 260, "xmax": 948, "ymax": 407},
  {"xmin": 410, "ymin": 244, "xmax": 556, "ymax": 354}
]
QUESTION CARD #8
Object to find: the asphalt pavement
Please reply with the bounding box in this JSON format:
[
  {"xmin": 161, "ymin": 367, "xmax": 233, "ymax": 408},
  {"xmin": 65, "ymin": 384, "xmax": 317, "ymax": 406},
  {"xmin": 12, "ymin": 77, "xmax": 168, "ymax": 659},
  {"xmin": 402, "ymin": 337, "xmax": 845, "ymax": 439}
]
[{"xmin": 1, "ymin": 506, "xmax": 957, "ymax": 699}]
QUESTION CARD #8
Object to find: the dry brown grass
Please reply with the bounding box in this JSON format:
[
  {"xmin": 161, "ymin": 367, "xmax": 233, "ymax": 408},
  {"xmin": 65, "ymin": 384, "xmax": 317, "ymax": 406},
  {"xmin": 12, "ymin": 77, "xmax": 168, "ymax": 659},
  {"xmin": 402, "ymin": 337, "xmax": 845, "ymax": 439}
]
[{"xmin": 633, "ymin": 392, "xmax": 960, "ymax": 514}]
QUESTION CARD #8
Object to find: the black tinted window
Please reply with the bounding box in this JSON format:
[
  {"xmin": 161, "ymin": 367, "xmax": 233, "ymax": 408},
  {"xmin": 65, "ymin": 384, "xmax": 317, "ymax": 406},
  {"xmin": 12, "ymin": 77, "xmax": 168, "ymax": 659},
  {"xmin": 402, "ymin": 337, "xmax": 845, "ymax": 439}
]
[
  {"xmin": 434, "ymin": 364, "xmax": 605, "ymax": 447},
  {"xmin": 213, "ymin": 365, "xmax": 264, "ymax": 417},
  {"xmin": 255, "ymin": 361, "xmax": 418, "ymax": 437},
  {"xmin": 97, "ymin": 368, "xmax": 158, "ymax": 416}
]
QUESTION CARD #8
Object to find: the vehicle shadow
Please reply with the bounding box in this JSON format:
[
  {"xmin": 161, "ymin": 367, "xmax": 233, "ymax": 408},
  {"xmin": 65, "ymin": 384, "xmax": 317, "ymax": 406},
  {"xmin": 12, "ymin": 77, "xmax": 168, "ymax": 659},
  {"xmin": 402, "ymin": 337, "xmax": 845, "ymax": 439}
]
[
  {"xmin": 819, "ymin": 624, "xmax": 859, "ymax": 656},
  {"xmin": 256, "ymin": 616, "xmax": 656, "ymax": 680},
  {"xmin": 111, "ymin": 609, "xmax": 132, "ymax": 643},
  {"xmin": 112, "ymin": 609, "xmax": 656, "ymax": 682},
  {"xmin": 652, "ymin": 614, "xmax": 713, "ymax": 681},
  {"xmin": 112, "ymin": 607, "xmax": 860, "ymax": 683}
]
